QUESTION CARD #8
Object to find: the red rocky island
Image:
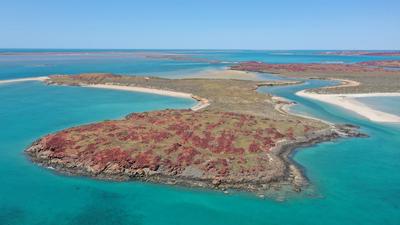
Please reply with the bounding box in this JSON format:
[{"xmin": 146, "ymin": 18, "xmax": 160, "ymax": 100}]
[{"xmin": 26, "ymin": 74, "xmax": 364, "ymax": 194}]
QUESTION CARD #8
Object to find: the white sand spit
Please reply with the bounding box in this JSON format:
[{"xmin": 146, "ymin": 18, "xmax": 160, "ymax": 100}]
[
  {"xmin": 297, "ymin": 90, "xmax": 400, "ymax": 123},
  {"xmin": 0, "ymin": 76, "xmax": 49, "ymax": 84},
  {"xmin": 81, "ymin": 84, "xmax": 210, "ymax": 111}
]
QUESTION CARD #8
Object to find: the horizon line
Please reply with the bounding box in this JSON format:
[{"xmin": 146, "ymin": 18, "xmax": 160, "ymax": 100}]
[{"xmin": 1, "ymin": 48, "xmax": 400, "ymax": 51}]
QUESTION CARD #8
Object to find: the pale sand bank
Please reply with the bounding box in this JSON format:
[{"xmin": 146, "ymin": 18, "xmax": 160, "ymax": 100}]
[
  {"xmin": 81, "ymin": 84, "xmax": 210, "ymax": 111},
  {"xmin": 0, "ymin": 76, "xmax": 49, "ymax": 84},
  {"xmin": 188, "ymin": 69, "xmax": 259, "ymax": 80},
  {"xmin": 297, "ymin": 90, "xmax": 400, "ymax": 123},
  {"xmin": 325, "ymin": 78, "xmax": 360, "ymax": 89},
  {"xmin": 0, "ymin": 77, "xmax": 209, "ymax": 111}
]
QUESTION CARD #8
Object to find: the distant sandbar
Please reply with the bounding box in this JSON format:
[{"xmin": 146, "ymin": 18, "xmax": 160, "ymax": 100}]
[{"xmin": 297, "ymin": 90, "xmax": 400, "ymax": 123}]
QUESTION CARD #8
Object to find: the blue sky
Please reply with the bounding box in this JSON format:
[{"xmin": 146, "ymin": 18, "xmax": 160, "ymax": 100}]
[{"xmin": 1, "ymin": 0, "xmax": 399, "ymax": 49}]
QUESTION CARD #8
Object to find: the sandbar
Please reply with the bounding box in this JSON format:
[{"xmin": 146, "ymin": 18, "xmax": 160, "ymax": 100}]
[
  {"xmin": 79, "ymin": 84, "xmax": 210, "ymax": 112},
  {"xmin": 0, "ymin": 76, "xmax": 49, "ymax": 84},
  {"xmin": 297, "ymin": 90, "xmax": 400, "ymax": 123}
]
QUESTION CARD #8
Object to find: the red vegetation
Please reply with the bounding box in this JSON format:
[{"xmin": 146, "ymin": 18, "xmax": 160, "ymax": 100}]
[
  {"xmin": 231, "ymin": 61, "xmax": 393, "ymax": 74},
  {"xmin": 319, "ymin": 51, "xmax": 400, "ymax": 56},
  {"xmin": 357, "ymin": 60, "xmax": 400, "ymax": 68},
  {"xmin": 35, "ymin": 109, "xmax": 319, "ymax": 182},
  {"xmin": 92, "ymin": 148, "xmax": 132, "ymax": 168}
]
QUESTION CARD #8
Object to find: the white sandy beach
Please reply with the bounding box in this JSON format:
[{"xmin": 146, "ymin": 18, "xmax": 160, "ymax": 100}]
[
  {"xmin": 0, "ymin": 77, "xmax": 210, "ymax": 111},
  {"xmin": 0, "ymin": 76, "xmax": 49, "ymax": 84},
  {"xmin": 297, "ymin": 90, "xmax": 400, "ymax": 123},
  {"xmin": 82, "ymin": 84, "xmax": 210, "ymax": 111},
  {"xmin": 324, "ymin": 78, "xmax": 360, "ymax": 89}
]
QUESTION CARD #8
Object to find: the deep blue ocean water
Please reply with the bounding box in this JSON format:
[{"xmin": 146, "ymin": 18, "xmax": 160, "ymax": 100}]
[{"xmin": 1, "ymin": 50, "xmax": 400, "ymax": 225}]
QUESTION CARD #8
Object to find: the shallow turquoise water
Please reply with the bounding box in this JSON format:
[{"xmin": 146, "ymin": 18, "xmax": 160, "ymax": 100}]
[
  {"xmin": 1, "ymin": 50, "xmax": 400, "ymax": 225},
  {"xmin": 189, "ymin": 50, "xmax": 400, "ymax": 64},
  {"xmin": 0, "ymin": 55, "xmax": 221, "ymax": 80},
  {"xmin": 356, "ymin": 96, "xmax": 400, "ymax": 116},
  {"xmin": 0, "ymin": 81, "xmax": 197, "ymax": 225},
  {"xmin": 2, "ymin": 49, "xmax": 400, "ymax": 80}
]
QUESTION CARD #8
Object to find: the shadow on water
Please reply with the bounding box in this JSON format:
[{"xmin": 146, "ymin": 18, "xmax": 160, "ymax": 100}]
[
  {"xmin": 63, "ymin": 186, "xmax": 143, "ymax": 225},
  {"xmin": 0, "ymin": 206, "xmax": 26, "ymax": 225},
  {"xmin": 0, "ymin": 184, "xmax": 144, "ymax": 225}
]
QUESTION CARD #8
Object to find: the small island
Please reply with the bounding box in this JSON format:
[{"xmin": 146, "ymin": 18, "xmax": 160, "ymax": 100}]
[
  {"xmin": 26, "ymin": 74, "xmax": 364, "ymax": 194},
  {"xmin": 318, "ymin": 51, "xmax": 400, "ymax": 56}
]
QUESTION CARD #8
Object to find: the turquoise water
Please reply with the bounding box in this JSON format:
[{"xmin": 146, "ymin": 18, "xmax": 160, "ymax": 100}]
[
  {"xmin": 2, "ymin": 49, "xmax": 400, "ymax": 80},
  {"xmin": 188, "ymin": 50, "xmax": 400, "ymax": 64},
  {"xmin": 356, "ymin": 96, "xmax": 400, "ymax": 116},
  {"xmin": 0, "ymin": 55, "xmax": 222, "ymax": 80},
  {"xmin": 1, "ymin": 50, "xmax": 400, "ymax": 225}
]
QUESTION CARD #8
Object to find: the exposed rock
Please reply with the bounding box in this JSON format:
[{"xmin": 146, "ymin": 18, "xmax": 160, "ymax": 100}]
[{"xmin": 25, "ymin": 74, "xmax": 367, "ymax": 194}]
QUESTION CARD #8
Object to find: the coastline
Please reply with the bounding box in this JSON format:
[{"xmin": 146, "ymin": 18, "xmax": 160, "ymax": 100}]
[
  {"xmin": 297, "ymin": 90, "xmax": 400, "ymax": 123},
  {"xmin": 26, "ymin": 122, "xmax": 362, "ymax": 194},
  {"xmin": 0, "ymin": 76, "xmax": 49, "ymax": 84},
  {"xmin": 273, "ymin": 95, "xmax": 334, "ymax": 126},
  {"xmin": 79, "ymin": 84, "xmax": 210, "ymax": 112},
  {"xmin": 23, "ymin": 74, "xmax": 366, "ymax": 195},
  {"xmin": 322, "ymin": 78, "xmax": 360, "ymax": 90},
  {"xmin": 0, "ymin": 75, "xmax": 302, "ymax": 116},
  {"xmin": 0, "ymin": 77, "xmax": 210, "ymax": 112}
]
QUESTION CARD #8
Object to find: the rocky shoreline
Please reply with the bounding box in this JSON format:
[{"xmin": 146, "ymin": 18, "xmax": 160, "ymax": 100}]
[
  {"xmin": 24, "ymin": 74, "xmax": 367, "ymax": 195},
  {"xmin": 25, "ymin": 120, "xmax": 365, "ymax": 195}
]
